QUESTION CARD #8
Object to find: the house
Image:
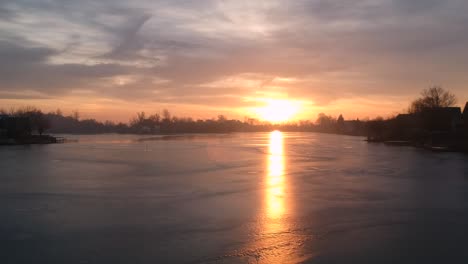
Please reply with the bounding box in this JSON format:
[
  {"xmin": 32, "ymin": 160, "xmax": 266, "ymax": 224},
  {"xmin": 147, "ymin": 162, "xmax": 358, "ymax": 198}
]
[
  {"xmin": 420, "ymin": 107, "xmax": 462, "ymax": 133},
  {"xmin": 394, "ymin": 113, "xmax": 423, "ymax": 140},
  {"xmin": 463, "ymin": 102, "xmax": 468, "ymax": 122},
  {"xmin": 463, "ymin": 102, "xmax": 468, "ymax": 136},
  {"xmin": 395, "ymin": 114, "xmax": 422, "ymax": 128},
  {"xmin": 343, "ymin": 120, "xmax": 363, "ymax": 135},
  {"xmin": 0, "ymin": 114, "xmax": 9, "ymax": 138}
]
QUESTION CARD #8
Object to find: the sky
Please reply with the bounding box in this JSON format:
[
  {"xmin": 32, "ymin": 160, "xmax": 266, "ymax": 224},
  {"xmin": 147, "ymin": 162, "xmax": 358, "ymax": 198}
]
[{"xmin": 1, "ymin": 0, "xmax": 468, "ymax": 122}]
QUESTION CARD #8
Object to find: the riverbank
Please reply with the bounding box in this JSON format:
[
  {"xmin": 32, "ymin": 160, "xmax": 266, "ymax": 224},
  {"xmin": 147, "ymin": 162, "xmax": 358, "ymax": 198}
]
[
  {"xmin": 367, "ymin": 139, "xmax": 468, "ymax": 153},
  {"xmin": 0, "ymin": 135, "xmax": 63, "ymax": 145}
]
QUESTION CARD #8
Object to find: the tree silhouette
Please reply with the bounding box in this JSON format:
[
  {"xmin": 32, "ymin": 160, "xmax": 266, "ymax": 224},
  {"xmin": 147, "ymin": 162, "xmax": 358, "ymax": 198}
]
[
  {"xmin": 12, "ymin": 107, "xmax": 51, "ymax": 135},
  {"xmin": 316, "ymin": 113, "xmax": 336, "ymax": 130},
  {"xmin": 337, "ymin": 114, "xmax": 345, "ymax": 132},
  {"xmin": 409, "ymin": 86, "xmax": 457, "ymax": 113},
  {"xmin": 162, "ymin": 109, "xmax": 171, "ymax": 122},
  {"xmin": 71, "ymin": 110, "xmax": 80, "ymax": 121}
]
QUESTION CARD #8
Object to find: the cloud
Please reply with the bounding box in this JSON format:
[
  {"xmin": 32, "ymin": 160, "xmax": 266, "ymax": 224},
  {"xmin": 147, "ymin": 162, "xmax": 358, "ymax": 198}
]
[
  {"xmin": 0, "ymin": 39, "xmax": 55, "ymax": 65},
  {"xmin": 1, "ymin": 0, "xmax": 468, "ymax": 120},
  {"xmin": 99, "ymin": 14, "xmax": 154, "ymax": 63}
]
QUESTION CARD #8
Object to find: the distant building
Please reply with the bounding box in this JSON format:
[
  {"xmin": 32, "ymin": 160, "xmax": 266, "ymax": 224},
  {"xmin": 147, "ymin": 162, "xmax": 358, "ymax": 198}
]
[
  {"xmin": 463, "ymin": 102, "xmax": 468, "ymax": 121},
  {"xmin": 394, "ymin": 113, "xmax": 423, "ymax": 140},
  {"xmin": 0, "ymin": 114, "xmax": 9, "ymax": 138},
  {"xmin": 396, "ymin": 114, "xmax": 421, "ymax": 128},
  {"xmin": 343, "ymin": 120, "xmax": 363, "ymax": 135},
  {"xmin": 463, "ymin": 102, "xmax": 468, "ymax": 135},
  {"xmin": 420, "ymin": 107, "xmax": 462, "ymax": 133},
  {"xmin": 366, "ymin": 102, "xmax": 468, "ymax": 149}
]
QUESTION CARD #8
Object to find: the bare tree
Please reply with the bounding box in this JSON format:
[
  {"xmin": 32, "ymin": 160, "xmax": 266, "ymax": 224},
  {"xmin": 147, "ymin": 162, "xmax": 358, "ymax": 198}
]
[
  {"xmin": 71, "ymin": 110, "xmax": 80, "ymax": 121},
  {"xmin": 162, "ymin": 109, "xmax": 171, "ymax": 122},
  {"xmin": 316, "ymin": 113, "xmax": 335, "ymax": 127},
  {"xmin": 137, "ymin": 112, "xmax": 146, "ymax": 123},
  {"xmin": 13, "ymin": 107, "xmax": 51, "ymax": 135},
  {"xmin": 409, "ymin": 86, "xmax": 457, "ymax": 113},
  {"xmin": 149, "ymin": 113, "xmax": 160, "ymax": 124},
  {"xmin": 217, "ymin": 115, "xmax": 227, "ymax": 122}
]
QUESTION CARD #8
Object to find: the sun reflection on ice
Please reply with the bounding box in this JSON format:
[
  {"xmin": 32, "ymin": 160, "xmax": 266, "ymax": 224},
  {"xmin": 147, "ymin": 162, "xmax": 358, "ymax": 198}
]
[
  {"xmin": 267, "ymin": 130, "xmax": 285, "ymax": 219},
  {"xmin": 228, "ymin": 131, "xmax": 309, "ymax": 264}
]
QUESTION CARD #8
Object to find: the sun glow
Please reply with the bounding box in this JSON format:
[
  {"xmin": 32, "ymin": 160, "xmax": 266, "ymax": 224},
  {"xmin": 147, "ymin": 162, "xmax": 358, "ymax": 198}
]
[{"xmin": 254, "ymin": 99, "xmax": 301, "ymax": 123}]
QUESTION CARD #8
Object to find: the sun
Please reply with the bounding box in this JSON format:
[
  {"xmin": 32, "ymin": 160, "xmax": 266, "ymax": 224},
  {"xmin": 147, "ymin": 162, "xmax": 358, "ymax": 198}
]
[{"xmin": 254, "ymin": 99, "xmax": 301, "ymax": 123}]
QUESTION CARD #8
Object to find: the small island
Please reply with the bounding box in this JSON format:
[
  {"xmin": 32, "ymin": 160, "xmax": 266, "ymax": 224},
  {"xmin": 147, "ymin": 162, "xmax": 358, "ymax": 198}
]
[{"xmin": 0, "ymin": 108, "xmax": 60, "ymax": 145}]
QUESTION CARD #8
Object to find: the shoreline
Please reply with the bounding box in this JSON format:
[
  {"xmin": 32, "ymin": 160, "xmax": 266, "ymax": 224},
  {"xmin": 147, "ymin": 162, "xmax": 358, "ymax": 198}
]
[
  {"xmin": 2, "ymin": 132, "xmax": 467, "ymax": 154},
  {"xmin": 0, "ymin": 135, "xmax": 64, "ymax": 145},
  {"xmin": 367, "ymin": 139, "xmax": 468, "ymax": 153}
]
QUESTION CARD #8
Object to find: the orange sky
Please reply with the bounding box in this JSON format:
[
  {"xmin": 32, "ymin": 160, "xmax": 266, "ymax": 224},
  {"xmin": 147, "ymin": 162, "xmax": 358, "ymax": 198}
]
[{"xmin": 0, "ymin": 94, "xmax": 425, "ymax": 123}]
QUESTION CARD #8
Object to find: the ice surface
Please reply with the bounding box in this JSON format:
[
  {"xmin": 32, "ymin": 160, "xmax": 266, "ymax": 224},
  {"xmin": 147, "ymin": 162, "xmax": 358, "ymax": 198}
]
[{"xmin": 1, "ymin": 132, "xmax": 468, "ymax": 264}]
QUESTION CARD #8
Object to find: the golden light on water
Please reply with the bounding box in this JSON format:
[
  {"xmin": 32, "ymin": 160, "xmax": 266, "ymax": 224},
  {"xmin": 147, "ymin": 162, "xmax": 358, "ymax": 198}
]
[
  {"xmin": 257, "ymin": 130, "xmax": 304, "ymax": 263},
  {"xmin": 239, "ymin": 131, "xmax": 306, "ymax": 263},
  {"xmin": 266, "ymin": 130, "xmax": 285, "ymax": 218}
]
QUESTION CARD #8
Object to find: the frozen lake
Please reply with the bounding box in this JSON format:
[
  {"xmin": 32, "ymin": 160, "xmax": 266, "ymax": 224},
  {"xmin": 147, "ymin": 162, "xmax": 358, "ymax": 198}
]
[{"xmin": 1, "ymin": 132, "xmax": 468, "ymax": 264}]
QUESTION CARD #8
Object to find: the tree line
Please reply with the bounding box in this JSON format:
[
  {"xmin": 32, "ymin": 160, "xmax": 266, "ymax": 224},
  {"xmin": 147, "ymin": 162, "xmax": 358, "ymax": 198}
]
[
  {"xmin": 1, "ymin": 107, "xmax": 362, "ymax": 135},
  {"xmin": 2, "ymin": 86, "xmax": 465, "ymax": 139}
]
